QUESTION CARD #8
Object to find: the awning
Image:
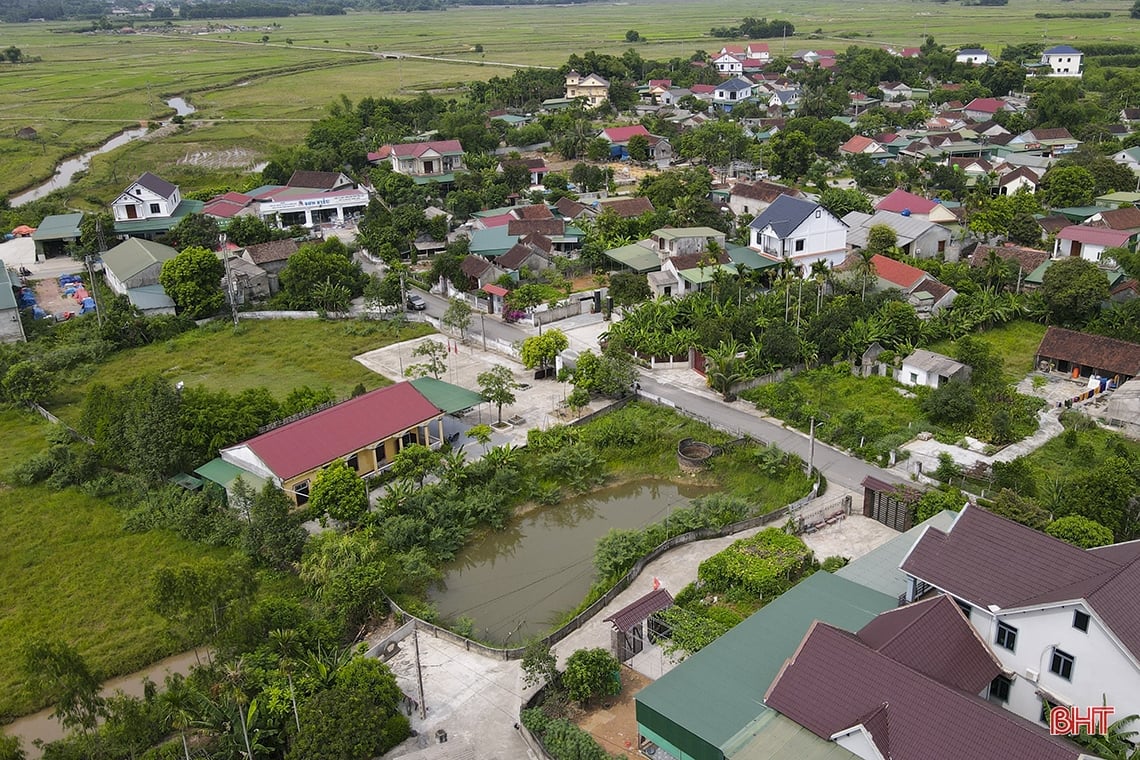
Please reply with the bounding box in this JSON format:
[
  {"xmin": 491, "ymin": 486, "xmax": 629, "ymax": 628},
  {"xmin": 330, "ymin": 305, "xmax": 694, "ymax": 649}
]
[
  {"xmin": 408, "ymin": 377, "xmax": 484, "ymax": 415},
  {"xmin": 604, "ymin": 587, "xmax": 674, "ymax": 633}
]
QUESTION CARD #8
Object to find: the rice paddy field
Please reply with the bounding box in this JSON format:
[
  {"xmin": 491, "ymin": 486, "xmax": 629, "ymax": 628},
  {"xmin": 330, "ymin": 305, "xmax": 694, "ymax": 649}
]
[{"xmin": 0, "ymin": 0, "xmax": 1137, "ymax": 199}]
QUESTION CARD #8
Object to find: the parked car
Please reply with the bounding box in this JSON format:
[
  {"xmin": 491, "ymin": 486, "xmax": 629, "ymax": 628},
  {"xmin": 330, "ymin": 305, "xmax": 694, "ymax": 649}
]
[{"xmin": 406, "ymin": 294, "xmax": 427, "ymax": 311}]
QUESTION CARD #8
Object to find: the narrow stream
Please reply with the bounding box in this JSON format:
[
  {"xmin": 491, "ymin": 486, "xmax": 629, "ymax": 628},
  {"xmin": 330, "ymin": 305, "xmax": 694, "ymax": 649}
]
[
  {"xmin": 429, "ymin": 480, "xmax": 710, "ymax": 644},
  {"xmin": 11, "ymin": 96, "xmax": 197, "ymax": 206},
  {"xmin": 1, "ymin": 649, "xmax": 204, "ymax": 759}
]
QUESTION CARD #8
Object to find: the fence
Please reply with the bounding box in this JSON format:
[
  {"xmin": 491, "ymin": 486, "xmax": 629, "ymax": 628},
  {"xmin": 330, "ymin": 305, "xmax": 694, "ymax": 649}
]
[
  {"xmin": 532, "ymin": 299, "xmax": 585, "ymax": 327},
  {"xmin": 30, "ymin": 403, "xmax": 93, "ymax": 444},
  {"xmin": 727, "ymin": 364, "xmax": 805, "ymax": 396}
]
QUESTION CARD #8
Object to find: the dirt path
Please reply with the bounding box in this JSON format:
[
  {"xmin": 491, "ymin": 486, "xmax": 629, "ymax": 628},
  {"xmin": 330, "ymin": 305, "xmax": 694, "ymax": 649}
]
[{"xmin": 574, "ymin": 667, "xmax": 652, "ymax": 758}]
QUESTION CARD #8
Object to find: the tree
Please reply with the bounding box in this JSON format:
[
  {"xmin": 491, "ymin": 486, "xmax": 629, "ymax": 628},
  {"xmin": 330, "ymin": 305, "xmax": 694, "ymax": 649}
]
[
  {"xmin": 573, "ymin": 348, "xmax": 638, "ymax": 398},
  {"xmin": 562, "ymin": 648, "xmax": 621, "ymax": 705},
  {"xmin": 165, "ymin": 213, "xmax": 220, "ymax": 251},
  {"xmin": 520, "ymin": 329, "xmax": 569, "ymax": 372},
  {"xmin": 2, "ymin": 360, "xmax": 54, "ymax": 406},
  {"xmin": 766, "ymin": 131, "xmax": 814, "ymax": 181},
  {"xmin": 224, "ymin": 215, "xmax": 275, "ymax": 247},
  {"xmin": 521, "ymin": 640, "xmax": 560, "ymax": 689},
  {"xmin": 625, "ymin": 29, "xmax": 642, "ymax": 42},
  {"xmin": 608, "ymin": 270, "xmax": 651, "ymax": 308},
  {"xmin": 467, "ymin": 423, "xmax": 493, "ymax": 451},
  {"xmin": 865, "ymin": 224, "xmax": 898, "ymax": 257},
  {"xmin": 442, "ymin": 298, "xmax": 472, "ymax": 339},
  {"xmin": 404, "ymin": 339, "xmax": 448, "ymax": 379},
  {"xmin": 567, "ymin": 386, "xmax": 591, "ymax": 417},
  {"xmin": 364, "ymin": 271, "xmax": 403, "ymax": 312},
  {"xmin": 390, "ymin": 443, "xmax": 441, "ymax": 488},
  {"xmin": 310, "ymin": 460, "xmax": 369, "ymax": 526},
  {"xmin": 22, "ymin": 640, "xmax": 105, "ymax": 737},
  {"xmin": 626, "ymin": 133, "xmax": 651, "ymax": 162},
  {"xmin": 1042, "ymin": 257, "xmax": 1110, "ymax": 326},
  {"xmin": 920, "ymin": 379, "xmax": 976, "ymax": 425},
  {"xmin": 3, "ymin": 46, "xmax": 24, "ymax": 64},
  {"xmin": 1039, "ymin": 165, "xmax": 1096, "ymax": 208},
  {"xmin": 149, "ymin": 558, "xmax": 257, "ymax": 646},
  {"xmin": 0, "ymin": 735, "xmax": 25, "ymax": 760},
  {"xmin": 313, "ymin": 277, "xmax": 352, "ymax": 314},
  {"xmin": 677, "ymin": 120, "xmax": 750, "ymax": 174},
  {"xmin": 159, "ymin": 246, "xmax": 225, "ymax": 318},
  {"xmin": 819, "ymin": 187, "xmax": 872, "ymax": 217},
  {"xmin": 1046, "ymin": 515, "xmax": 1115, "ymax": 548},
  {"xmin": 278, "ymin": 239, "xmax": 366, "ymax": 310},
  {"xmin": 477, "ymin": 364, "xmax": 518, "ymax": 425},
  {"xmin": 242, "ymin": 482, "xmax": 307, "ymax": 568}
]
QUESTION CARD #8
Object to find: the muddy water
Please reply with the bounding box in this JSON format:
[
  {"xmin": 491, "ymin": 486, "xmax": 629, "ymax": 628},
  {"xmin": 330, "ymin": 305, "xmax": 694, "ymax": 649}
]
[
  {"xmin": 12, "ymin": 97, "xmax": 196, "ymax": 206},
  {"xmin": 1, "ymin": 649, "xmax": 204, "ymax": 758},
  {"xmin": 429, "ymin": 480, "xmax": 709, "ymax": 645}
]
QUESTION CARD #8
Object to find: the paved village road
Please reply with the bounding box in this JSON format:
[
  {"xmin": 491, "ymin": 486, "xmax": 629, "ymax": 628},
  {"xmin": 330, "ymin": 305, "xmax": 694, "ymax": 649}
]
[{"xmin": 634, "ymin": 374, "xmax": 912, "ymax": 493}]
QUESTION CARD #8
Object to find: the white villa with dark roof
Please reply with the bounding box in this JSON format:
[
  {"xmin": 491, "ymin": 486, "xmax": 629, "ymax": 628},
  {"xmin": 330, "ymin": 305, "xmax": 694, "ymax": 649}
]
[
  {"xmin": 748, "ymin": 195, "xmax": 848, "ymax": 275},
  {"xmin": 901, "ymin": 505, "xmax": 1140, "ymax": 730},
  {"xmin": 713, "ymin": 76, "xmax": 754, "ymax": 111},
  {"xmin": 112, "ymin": 172, "xmax": 181, "ymax": 223},
  {"xmin": 1039, "ymin": 45, "xmax": 1083, "ymax": 77}
]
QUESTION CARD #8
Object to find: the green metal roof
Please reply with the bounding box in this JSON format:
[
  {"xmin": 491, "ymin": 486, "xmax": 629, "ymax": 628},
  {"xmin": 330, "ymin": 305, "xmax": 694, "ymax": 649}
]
[
  {"xmin": 653, "ymin": 226, "xmax": 724, "ymax": 240},
  {"xmin": 1054, "ymin": 206, "xmax": 1103, "ymax": 222},
  {"xmin": 678, "ymin": 263, "xmax": 737, "ymax": 285},
  {"xmin": 724, "ymin": 710, "xmax": 858, "ymax": 760},
  {"xmin": 32, "ymin": 213, "xmax": 84, "ymax": 242},
  {"xmin": 605, "ymin": 243, "xmax": 661, "ymax": 273},
  {"xmin": 409, "ymin": 377, "xmax": 483, "ymax": 415},
  {"xmin": 102, "ymin": 238, "xmax": 179, "ymax": 281},
  {"xmin": 636, "ymin": 572, "xmax": 895, "ymax": 757},
  {"xmin": 194, "ymin": 457, "xmax": 267, "ymax": 492},
  {"xmin": 127, "ymin": 284, "xmax": 176, "ymax": 311},
  {"xmin": 112, "ymin": 199, "xmax": 205, "ymax": 235},
  {"xmin": 727, "ymin": 245, "xmax": 779, "ymax": 271},
  {"xmin": 1097, "ymin": 191, "xmax": 1140, "ymax": 205},
  {"xmin": 468, "ymin": 226, "xmax": 516, "ymax": 257},
  {"xmin": 0, "ymin": 261, "xmax": 18, "ymax": 311},
  {"xmin": 411, "ymin": 172, "xmax": 457, "ymax": 186}
]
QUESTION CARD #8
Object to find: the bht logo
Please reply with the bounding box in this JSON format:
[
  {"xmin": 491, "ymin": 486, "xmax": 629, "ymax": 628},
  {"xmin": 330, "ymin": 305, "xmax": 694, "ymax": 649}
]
[{"xmin": 1049, "ymin": 706, "xmax": 1115, "ymax": 736}]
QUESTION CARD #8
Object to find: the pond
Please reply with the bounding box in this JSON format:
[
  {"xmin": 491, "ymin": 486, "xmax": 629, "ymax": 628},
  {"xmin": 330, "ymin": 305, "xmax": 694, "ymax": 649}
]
[{"xmin": 428, "ymin": 480, "xmax": 711, "ymax": 645}]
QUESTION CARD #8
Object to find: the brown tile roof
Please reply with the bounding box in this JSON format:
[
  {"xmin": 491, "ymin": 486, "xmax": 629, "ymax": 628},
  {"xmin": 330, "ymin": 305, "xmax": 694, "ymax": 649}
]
[
  {"xmin": 968, "ymin": 244, "xmax": 1050, "ymax": 274},
  {"xmin": 1027, "ymin": 127, "xmax": 1075, "ymax": 142},
  {"xmin": 243, "ymin": 238, "xmax": 299, "ymax": 264},
  {"xmin": 730, "ymin": 180, "xmax": 799, "ymax": 204},
  {"xmin": 764, "ymin": 621, "xmax": 1088, "ymax": 760},
  {"xmin": 901, "ymin": 505, "xmax": 1119, "ymax": 611},
  {"xmin": 857, "ymin": 596, "xmax": 1001, "ymax": 694},
  {"xmin": 917, "ymin": 279, "xmax": 953, "ymax": 304},
  {"xmin": 668, "ymin": 251, "xmax": 731, "ymax": 270},
  {"xmin": 601, "ymin": 196, "xmax": 655, "ymax": 218},
  {"xmin": 499, "ymin": 242, "xmax": 549, "ymax": 270},
  {"xmin": 603, "ymin": 588, "xmax": 674, "ymax": 633},
  {"xmin": 1036, "ymin": 214, "xmax": 1071, "ymax": 234},
  {"xmin": 512, "ymin": 204, "xmax": 554, "ymax": 220},
  {"xmin": 460, "ymin": 254, "xmax": 493, "ymax": 279},
  {"xmin": 520, "ymin": 232, "xmax": 552, "ymax": 253},
  {"xmin": 507, "ymin": 218, "xmax": 564, "ymax": 237},
  {"xmin": 1091, "ymin": 205, "xmax": 1140, "ymax": 231},
  {"xmin": 1036, "ymin": 326, "xmax": 1140, "ymax": 377},
  {"xmin": 555, "ymin": 197, "xmax": 591, "ymax": 219}
]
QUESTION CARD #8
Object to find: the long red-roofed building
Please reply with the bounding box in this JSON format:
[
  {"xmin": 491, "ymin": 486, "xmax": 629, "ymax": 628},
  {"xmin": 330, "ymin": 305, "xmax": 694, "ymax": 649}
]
[{"xmin": 220, "ymin": 382, "xmax": 445, "ymax": 504}]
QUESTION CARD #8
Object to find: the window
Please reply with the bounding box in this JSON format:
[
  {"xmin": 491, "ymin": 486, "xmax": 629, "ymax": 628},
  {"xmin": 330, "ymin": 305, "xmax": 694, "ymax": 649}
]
[
  {"xmin": 1050, "ymin": 648, "xmax": 1074, "ymax": 680},
  {"xmin": 794, "ymin": 239, "xmax": 805, "ymax": 252},
  {"xmin": 909, "ymin": 372, "xmax": 918, "ymax": 384},
  {"xmin": 375, "ymin": 444, "xmax": 388, "ymax": 464},
  {"xmin": 346, "ymin": 453, "xmax": 359, "ymax": 472},
  {"xmin": 294, "ymin": 480, "xmax": 310, "ymax": 506},
  {"xmin": 1073, "ymin": 610, "xmax": 1090, "ymax": 632},
  {"xmin": 995, "ymin": 622, "xmax": 1018, "ymax": 651},
  {"xmin": 988, "ymin": 674, "xmax": 1012, "ymax": 703},
  {"xmin": 149, "ymin": 203, "xmax": 161, "ymax": 214}
]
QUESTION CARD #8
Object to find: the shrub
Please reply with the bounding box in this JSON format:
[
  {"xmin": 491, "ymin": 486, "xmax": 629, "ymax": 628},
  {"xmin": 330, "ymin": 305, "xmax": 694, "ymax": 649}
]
[
  {"xmin": 1046, "ymin": 515, "xmax": 1115, "ymax": 548},
  {"xmin": 697, "ymin": 529, "xmax": 814, "ymax": 599},
  {"xmin": 562, "ymin": 648, "xmax": 621, "ymax": 704}
]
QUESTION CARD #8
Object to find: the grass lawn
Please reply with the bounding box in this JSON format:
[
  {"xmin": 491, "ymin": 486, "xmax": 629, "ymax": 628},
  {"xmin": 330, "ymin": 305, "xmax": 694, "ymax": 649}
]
[
  {"xmin": 0, "ymin": 409, "xmax": 239, "ymax": 721},
  {"xmin": 927, "ymin": 320, "xmax": 1047, "ymax": 384},
  {"xmin": 48, "ymin": 318, "xmax": 433, "ymax": 421},
  {"xmin": 1018, "ymin": 422, "xmax": 1140, "ymax": 485}
]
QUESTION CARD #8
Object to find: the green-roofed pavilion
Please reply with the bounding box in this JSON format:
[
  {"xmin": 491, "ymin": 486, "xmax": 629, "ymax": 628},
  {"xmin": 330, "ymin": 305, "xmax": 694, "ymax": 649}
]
[
  {"xmin": 605, "ymin": 242, "xmax": 661, "ymax": 273},
  {"xmin": 636, "ymin": 572, "xmax": 895, "ymax": 760},
  {"xmin": 195, "ymin": 457, "xmax": 268, "ymax": 497},
  {"xmin": 1096, "ymin": 191, "xmax": 1140, "ymax": 206},
  {"xmin": 32, "ymin": 213, "xmax": 83, "ymax": 258},
  {"xmin": 409, "ymin": 377, "xmax": 483, "ymax": 414},
  {"xmin": 1053, "ymin": 206, "xmax": 1103, "ymax": 223},
  {"xmin": 726, "ymin": 246, "xmax": 779, "ymax": 272}
]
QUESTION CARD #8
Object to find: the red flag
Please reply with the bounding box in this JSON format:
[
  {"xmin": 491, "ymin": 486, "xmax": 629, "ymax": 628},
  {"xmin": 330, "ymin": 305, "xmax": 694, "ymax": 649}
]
[{"xmin": 653, "ymin": 577, "xmax": 660, "ymax": 590}]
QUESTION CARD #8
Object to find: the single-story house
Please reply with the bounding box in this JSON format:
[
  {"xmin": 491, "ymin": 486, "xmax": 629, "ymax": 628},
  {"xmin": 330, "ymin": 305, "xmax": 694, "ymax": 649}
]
[
  {"xmin": 650, "ymin": 227, "xmax": 726, "ymax": 259},
  {"xmin": 1053, "ymin": 225, "xmax": 1134, "ymax": 265},
  {"xmin": 241, "ymin": 238, "xmax": 299, "ymax": 277},
  {"xmin": 897, "ymin": 349, "xmax": 971, "ymax": 389},
  {"xmin": 843, "ymin": 210, "xmax": 953, "ymax": 259},
  {"xmin": 223, "ymin": 256, "xmax": 272, "ymax": 304},
  {"xmin": 1035, "ymin": 325, "xmax": 1140, "ymax": 382},
  {"xmin": 727, "ymin": 180, "xmax": 800, "ymax": 218},
  {"xmin": 875, "ymin": 189, "xmax": 958, "ymax": 224},
  {"xmin": 0, "ymin": 260, "xmax": 26, "ymax": 343},
  {"xmin": 220, "ymin": 382, "xmax": 446, "ymax": 505},
  {"xmin": 654, "ymin": 251, "xmax": 736, "ymax": 297},
  {"xmin": 101, "ymin": 237, "xmax": 179, "ymax": 296},
  {"xmin": 604, "ymin": 241, "xmax": 661, "ymax": 274},
  {"xmin": 595, "ymin": 196, "xmax": 655, "ymax": 218}
]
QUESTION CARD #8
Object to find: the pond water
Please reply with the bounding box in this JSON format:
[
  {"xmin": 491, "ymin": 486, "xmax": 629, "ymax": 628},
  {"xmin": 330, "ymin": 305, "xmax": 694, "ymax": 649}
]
[
  {"xmin": 1, "ymin": 649, "xmax": 204, "ymax": 759},
  {"xmin": 428, "ymin": 480, "xmax": 710, "ymax": 645},
  {"xmin": 12, "ymin": 97, "xmax": 195, "ymax": 206}
]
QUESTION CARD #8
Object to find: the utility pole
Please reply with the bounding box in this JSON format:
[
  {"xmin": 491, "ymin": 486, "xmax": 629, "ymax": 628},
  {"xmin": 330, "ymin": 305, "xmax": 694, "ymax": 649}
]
[
  {"xmin": 412, "ymin": 627, "xmax": 426, "ymax": 720},
  {"xmin": 220, "ymin": 233, "xmax": 239, "ymax": 327},
  {"xmin": 480, "ymin": 311, "xmax": 487, "ymax": 352},
  {"xmin": 807, "ymin": 415, "xmax": 817, "ymax": 477}
]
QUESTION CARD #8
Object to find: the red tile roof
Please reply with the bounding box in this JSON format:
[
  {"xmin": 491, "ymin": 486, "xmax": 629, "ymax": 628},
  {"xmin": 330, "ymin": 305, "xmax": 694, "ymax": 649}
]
[
  {"xmin": 239, "ymin": 383, "xmax": 441, "ymax": 480},
  {"xmin": 603, "ymin": 587, "xmax": 674, "ymax": 633},
  {"xmin": 1057, "ymin": 225, "xmax": 1132, "ymax": 247},
  {"xmin": 507, "ymin": 218, "xmax": 564, "ymax": 237},
  {"xmin": 600, "ymin": 196, "xmax": 655, "ymax": 218},
  {"xmin": 871, "ymin": 254, "xmax": 927, "ymax": 289},
  {"xmin": 482, "ymin": 283, "xmax": 508, "ymax": 297},
  {"xmin": 690, "ymin": 84, "xmax": 716, "ymax": 94},
  {"xmin": 600, "ymin": 124, "xmax": 652, "ymax": 143},
  {"xmin": 876, "ymin": 188, "xmax": 938, "ymax": 215},
  {"xmin": 731, "ymin": 180, "xmax": 799, "ymax": 204},
  {"xmin": 512, "ymin": 204, "xmax": 554, "ymax": 220},
  {"xmin": 372, "ymin": 140, "xmax": 465, "ymax": 162},
  {"xmin": 964, "ymin": 97, "xmax": 1006, "ymax": 114},
  {"xmin": 765, "ymin": 622, "xmax": 1088, "ymax": 760},
  {"xmin": 243, "ymin": 238, "xmax": 299, "ymax": 264},
  {"xmin": 1036, "ymin": 326, "xmax": 1140, "ymax": 378},
  {"xmin": 840, "ymin": 135, "xmax": 879, "ymax": 154},
  {"xmin": 967, "ymin": 244, "xmax": 1049, "ymax": 274},
  {"xmin": 856, "ymin": 596, "xmax": 1001, "ymax": 693}
]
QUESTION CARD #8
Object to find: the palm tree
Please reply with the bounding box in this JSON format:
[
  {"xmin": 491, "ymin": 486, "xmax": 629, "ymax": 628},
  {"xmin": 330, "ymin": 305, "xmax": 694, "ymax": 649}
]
[
  {"xmin": 268, "ymin": 629, "xmax": 302, "ymax": 734},
  {"xmin": 854, "ymin": 248, "xmax": 876, "ymax": 302},
  {"xmin": 159, "ymin": 674, "xmax": 201, "ymax": 760}
]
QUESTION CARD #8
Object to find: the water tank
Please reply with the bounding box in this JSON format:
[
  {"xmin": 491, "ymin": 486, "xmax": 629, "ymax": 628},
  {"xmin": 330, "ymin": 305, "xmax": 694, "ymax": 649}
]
[{"xmin": 901, "ymin": 208, "xmax": 911, "ymax": 216}]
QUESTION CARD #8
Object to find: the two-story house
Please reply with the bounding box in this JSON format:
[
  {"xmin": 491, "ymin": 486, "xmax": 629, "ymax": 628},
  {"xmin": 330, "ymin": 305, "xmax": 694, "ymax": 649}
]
[
  {"xmin": 727, "ymin": 180, "xmax": 801, "ymax": 218},
  {"xmin": 1039, "ymin": 45, "xmax": 1083, "ymax": 77},
  {"xmin": 712, "ymin": 52, "xmax": 743, "ymax": 76},
  {"xmin": 371, "ymin": 140, "xmax": 467, "ymax": 184},
  {"xmin": 712, "ymin": 76, "xmax": 754, "ymax": 111},
  {"xmin": 564, "ymin": 70, "xmax": 610, "ymax": 108},
  {"xmin": 649, "ymin": 226, "xmax": 726, "ymax": 261},
  {"xmin": 901, "ymin": 505, "xmax": 1140, "ymax": 729},
  {"xmin": 112, "ymin": 172, "xmax": 181, "ymax": 223},
  {"xmin": 748, "ymin": 195, "xmax": 848, "ymax": 275}
]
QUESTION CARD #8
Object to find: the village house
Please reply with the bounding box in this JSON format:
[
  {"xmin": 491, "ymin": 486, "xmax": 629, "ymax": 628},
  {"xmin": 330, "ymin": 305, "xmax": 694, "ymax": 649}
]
[
  {"xmin": 220, "ymin": 383, "xmax": 446, "ymax": 506},
  {"xmin": 652, "ymin": 250, "xmax": 736, "ymax": 297},
  {"xmin": 897, "ymin": 349, "xmax": 971, "ymax": 388},
  {"xmin": 100, "ymin": 238, "xmax": 178, "ymax": 315},
  {"xmin": 1036, "ymin": 45, "xmax": 1083, "ymax": 77},
  {"xmin": 713, "ymin": 76, "xmax": 754, "ymax": 111},
  {"xmin": 1008, "ymin": 128, "xmax": 1080, "ymax": 158},
  {"xmin": 369, "ymin": 140, "xmax": 467, "ymax": 184},
  {"xmin": 111, "ymin": 172, "xmax": 203, "ymax": 240},
  {"xmin": 597, "ymin": 125, "xmax": 672, "ymax": 162},
  {"xmin": 1111, "ymin": 145, "xmax": 1140, "ymax": 174},
  {"xmin": 875, "ymin": 189, "xmax": 959, "ymax": 224},
  {"xmin": 1053, "ymin": 225, "xmax": 1134, "ymax": 265},
  {"xmin": 727, "ymin": 180, "xmax": 800, "ymax": 218},
  {"xmin": 459, "ymin": 254, "xmax": 507, "ymax": 291},
  {"xmin": 241, "ymin": 239, "xmax": 299, "ymax": 278},
  {"xmin": 839, "ymin": 135, "xmax": 889, "ymax": 159},
  {"xmin": 0, "ymin": 262, "xmax": 25, "ymax": 343},
  {"xmin": 955, "ymin": 48, "xmax": 995, "ymax": 66},
  {"xmin": 564, "ymin": 70, "xmax": 609, "ymax": 107},
  {"xmin": 1034, "ymin": 326, "xmax": 1140, "ymax": 382},
  {"xmin": 902, "ymin": 504, "xmax": 1140, "ymax": 729},
  {"xmin": 749, "ymin": 195, "xmax": 849, "ymax": 274},
  {"xmin": 962, "ymin": 97, "xmax": 1009, "ymax": 122},
  {"xmin": 650, "ymin": 227, "xmax": 726, "ymax": 260},
  {"xmin": 843, "ymin": 211, "xmax": 953, "ymax": 260},
  {"xmin": 997, "ymin": 166, "xmax": 1041, "ymax": 196}
]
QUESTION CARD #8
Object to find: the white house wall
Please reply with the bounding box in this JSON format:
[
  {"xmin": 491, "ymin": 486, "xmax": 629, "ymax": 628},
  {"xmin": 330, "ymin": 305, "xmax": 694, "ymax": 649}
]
[
  {"xmin": 112, "ymin": 184, "xmax": 180, "ymax": 222},
  {"xmin": 970, "ymin": 605, "xmax": 1140, "ymax": 729},
  {"xmin": 219, "ymin": 444, "xmax": 280, "ymax": 484}
]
